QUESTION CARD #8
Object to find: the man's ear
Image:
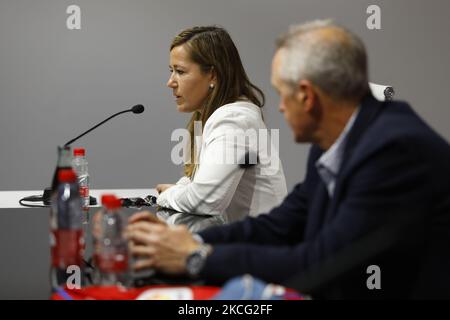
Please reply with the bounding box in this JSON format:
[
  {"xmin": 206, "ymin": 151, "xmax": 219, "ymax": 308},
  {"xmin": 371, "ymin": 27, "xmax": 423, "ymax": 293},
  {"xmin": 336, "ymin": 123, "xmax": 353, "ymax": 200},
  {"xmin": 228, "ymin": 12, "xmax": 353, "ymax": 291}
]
[{"xmin": 295, "ymin": 80, "xmax": 316, "ymax": 113}]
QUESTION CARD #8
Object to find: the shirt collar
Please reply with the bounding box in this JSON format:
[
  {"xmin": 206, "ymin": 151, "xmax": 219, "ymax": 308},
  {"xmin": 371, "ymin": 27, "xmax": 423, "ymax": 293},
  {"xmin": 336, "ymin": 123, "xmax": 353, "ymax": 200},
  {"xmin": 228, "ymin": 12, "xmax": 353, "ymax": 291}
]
[{"xmin": 316, "ymin": 107, "xmax": 360, "ymax": 177}]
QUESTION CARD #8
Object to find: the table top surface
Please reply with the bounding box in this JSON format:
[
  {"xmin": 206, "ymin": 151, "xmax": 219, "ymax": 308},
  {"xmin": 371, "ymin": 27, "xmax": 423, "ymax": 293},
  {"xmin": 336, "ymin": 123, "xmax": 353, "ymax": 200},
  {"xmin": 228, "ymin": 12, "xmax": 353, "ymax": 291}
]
[{"xmin": 0, "ymin": 188, "xmax": 157, "ymax": 209}]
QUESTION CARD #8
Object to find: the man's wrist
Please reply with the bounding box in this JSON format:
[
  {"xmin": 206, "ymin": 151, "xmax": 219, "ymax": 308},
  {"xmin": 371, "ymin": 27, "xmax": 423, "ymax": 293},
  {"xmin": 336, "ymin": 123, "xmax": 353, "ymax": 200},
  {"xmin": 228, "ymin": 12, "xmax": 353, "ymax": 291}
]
[{"xmin": 185, "ymin": 243, "xmax": 213, "ymax": 277}]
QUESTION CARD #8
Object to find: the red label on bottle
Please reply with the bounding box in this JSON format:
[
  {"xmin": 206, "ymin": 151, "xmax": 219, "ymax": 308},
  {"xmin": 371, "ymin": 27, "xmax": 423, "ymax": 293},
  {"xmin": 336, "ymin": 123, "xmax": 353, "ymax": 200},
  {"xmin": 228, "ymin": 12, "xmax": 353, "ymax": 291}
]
[
  {"xmin": 50, "ymin": 229, "xmax": 84, "ymax": 268},
  {"xmin": 79, "ymin": 186, "xmax": 89, "ymax": 198},
  {"xmin": 94, "ymin": 252, "xmax": 128, "ymax": 273}
]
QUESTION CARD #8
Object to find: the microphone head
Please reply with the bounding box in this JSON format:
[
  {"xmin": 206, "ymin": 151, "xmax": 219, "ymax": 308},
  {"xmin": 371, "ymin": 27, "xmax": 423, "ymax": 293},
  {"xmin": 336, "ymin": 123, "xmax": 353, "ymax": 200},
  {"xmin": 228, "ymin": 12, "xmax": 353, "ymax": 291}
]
[
  {"xmin": 131, "ymin": 104, "xmax": 145, "ymax": 114},
  {"xmin": 239, "ymin": 151, "xmax": 259, "ymax": 169}
]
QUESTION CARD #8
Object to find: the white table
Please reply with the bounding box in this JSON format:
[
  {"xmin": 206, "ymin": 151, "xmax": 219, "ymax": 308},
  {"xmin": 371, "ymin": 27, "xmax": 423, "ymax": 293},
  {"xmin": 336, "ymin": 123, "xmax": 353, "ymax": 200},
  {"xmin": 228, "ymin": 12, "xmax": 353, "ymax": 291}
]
[{"xmin": 0, "ymin": 189, "xmax": 158, "ymax": 209}]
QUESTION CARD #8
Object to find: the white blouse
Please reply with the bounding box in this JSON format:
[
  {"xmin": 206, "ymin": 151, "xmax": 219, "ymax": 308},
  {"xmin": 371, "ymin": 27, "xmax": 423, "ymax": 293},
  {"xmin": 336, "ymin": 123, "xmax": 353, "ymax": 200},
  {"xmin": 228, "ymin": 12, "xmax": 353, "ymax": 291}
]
[{"xmin": 156, "ymin": 101, "xmax": 287, "ymax": 225}]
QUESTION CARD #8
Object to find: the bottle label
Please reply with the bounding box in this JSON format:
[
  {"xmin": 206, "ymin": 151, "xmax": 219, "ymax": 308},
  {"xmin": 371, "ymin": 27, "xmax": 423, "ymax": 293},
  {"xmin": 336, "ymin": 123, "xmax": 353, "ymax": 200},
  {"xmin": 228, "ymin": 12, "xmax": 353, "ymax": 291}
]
[
  {"xmin": 50, "ymin": 229, "xmax": 84, "ymax": 268},
  {"xmin": 94, "ymin": 252, "xmax": 128, "ymax": 273},
  {"xmin": 79, "ymin": 186, "xmax": 89, "ymax": 198}
]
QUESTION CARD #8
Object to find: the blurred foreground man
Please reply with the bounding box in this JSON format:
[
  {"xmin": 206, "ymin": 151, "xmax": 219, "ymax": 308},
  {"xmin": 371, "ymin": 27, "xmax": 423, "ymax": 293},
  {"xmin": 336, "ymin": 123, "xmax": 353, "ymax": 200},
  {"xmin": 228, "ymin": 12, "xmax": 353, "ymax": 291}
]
[{"xmin": 126, "ymin": 20, "xmax": 450, "ymax": 299}]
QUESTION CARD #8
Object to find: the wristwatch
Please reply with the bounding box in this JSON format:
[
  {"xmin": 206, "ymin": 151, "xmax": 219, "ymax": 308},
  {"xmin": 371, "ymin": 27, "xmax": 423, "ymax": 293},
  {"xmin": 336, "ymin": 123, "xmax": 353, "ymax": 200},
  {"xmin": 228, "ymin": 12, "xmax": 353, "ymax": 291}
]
[{"xmin": 186, "ymin": 244, "xmax": 212, "ymax": 277}]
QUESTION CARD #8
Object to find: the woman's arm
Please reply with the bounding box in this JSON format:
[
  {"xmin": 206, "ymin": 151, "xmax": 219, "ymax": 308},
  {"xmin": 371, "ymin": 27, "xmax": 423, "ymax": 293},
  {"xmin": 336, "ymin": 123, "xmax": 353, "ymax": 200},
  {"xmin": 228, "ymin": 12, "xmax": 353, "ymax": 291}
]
[{"xmin": 156, "ymin": 112, "xmax": 255, "ymax": 216}]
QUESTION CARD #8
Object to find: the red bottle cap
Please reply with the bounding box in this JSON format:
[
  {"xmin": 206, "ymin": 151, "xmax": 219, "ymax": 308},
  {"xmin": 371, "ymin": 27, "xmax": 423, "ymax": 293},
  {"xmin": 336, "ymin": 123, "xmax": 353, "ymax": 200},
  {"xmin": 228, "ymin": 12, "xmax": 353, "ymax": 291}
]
[
  {"xmin": 73, "ymin": 148, "xmax": 86, "ymax": 157},
  {"xmin": 58, "ymin": 169, "xmax": 77, "ymax": 183},
  {"xmin": 101, "ymin": 194, "xmax": 122, "ymax": 210}
]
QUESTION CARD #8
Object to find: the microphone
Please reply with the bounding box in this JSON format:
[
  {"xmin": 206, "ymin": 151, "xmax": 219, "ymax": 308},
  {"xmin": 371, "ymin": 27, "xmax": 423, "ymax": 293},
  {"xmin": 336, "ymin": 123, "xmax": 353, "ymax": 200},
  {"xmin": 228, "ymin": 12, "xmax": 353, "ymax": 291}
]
[
  {"xmin": 64, "ymin": 104, "xmax": 145, "ymax": 146},
  {"xmin": 131, "ymin": 104, "xmax": 145, "ymax": 114},
  {"xmin": 56, "ymin": 104, "xmax": 145, "ymax": 205},
  {"xmin": 19, "ymin": 104, "xmax": 146, "ymax": 207}
]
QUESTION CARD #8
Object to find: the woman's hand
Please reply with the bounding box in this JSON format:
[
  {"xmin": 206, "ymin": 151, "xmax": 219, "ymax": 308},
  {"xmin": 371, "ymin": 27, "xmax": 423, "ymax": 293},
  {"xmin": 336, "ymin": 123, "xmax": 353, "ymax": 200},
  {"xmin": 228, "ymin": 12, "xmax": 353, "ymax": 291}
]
[
  {"xmin": 125, "ymin": 211, "xmax": 200, "ymax": 274},
  {"xmin": 156, "ymin": 183, "xmax": 175, "ymax": 194}
]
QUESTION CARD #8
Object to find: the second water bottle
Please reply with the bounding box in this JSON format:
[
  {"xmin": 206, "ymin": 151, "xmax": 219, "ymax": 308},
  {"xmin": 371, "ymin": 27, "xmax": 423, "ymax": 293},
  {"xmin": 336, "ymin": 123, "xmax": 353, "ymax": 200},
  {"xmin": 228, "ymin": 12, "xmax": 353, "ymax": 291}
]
[{"xmin": 93, "ymin": 194, "xmax": 130, "ymax": 287}]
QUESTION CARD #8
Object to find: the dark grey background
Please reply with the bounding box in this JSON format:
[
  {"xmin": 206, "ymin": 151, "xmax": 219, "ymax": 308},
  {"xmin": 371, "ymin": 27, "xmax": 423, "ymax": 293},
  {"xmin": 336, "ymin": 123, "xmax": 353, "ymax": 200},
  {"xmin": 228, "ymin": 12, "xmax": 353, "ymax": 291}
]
[
  {"xmin": 1, "ymin": 0, "xmax": 449, "ymax": 299},
  {"xmin": 1, "ymin": 0, "xmax": 449, "ymax": 192}
]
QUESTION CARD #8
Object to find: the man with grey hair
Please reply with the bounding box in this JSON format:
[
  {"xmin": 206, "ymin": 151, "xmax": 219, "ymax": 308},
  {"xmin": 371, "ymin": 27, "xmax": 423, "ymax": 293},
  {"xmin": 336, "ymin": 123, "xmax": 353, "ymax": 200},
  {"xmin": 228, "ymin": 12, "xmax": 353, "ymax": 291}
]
[
  {"xmin": 276, "ymin": 19, "xmax": 369, "ymax": 103},
  {"xmin": 126, "ymin": 20, "xmax": 450, "ymax": 299}
]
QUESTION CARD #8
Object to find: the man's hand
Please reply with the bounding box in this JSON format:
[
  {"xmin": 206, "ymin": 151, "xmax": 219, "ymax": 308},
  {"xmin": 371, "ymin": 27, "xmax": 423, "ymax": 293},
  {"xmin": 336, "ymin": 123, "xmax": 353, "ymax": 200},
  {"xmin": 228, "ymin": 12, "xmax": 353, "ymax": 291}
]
[
  {"xmin": 128, "ymin": 211, "xmax": 167, "ymax": 225},
  {"xmin": 126, "ymin": 211, "xmax": 200, "ymax": 275},
  {"xmin": 156, "ymin": 183, "xmax": 175, "ymax": 194}
]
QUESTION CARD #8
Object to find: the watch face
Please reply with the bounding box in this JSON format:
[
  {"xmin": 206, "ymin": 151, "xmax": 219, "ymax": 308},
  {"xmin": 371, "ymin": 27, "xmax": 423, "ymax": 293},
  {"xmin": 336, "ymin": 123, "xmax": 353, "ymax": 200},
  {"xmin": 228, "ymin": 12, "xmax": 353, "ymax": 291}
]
[
  {"xmin": 186, "ymin": 244, "xmax": 211, "ymax": 276},
  {"xmin": 187, "ymin": 252, "xmax": 204, "ymax": 276}
]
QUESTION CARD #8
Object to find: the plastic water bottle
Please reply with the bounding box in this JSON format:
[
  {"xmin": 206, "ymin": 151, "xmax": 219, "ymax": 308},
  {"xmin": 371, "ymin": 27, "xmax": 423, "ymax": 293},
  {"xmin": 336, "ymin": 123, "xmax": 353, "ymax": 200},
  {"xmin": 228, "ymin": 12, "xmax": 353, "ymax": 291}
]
[
  {"xmin": 93, "ymin": 194, "xmax": 130, "ymax": 287},
  {"xmin": 72, "ymin": 148, "xmax": 90, "ymax": 211},
  {"xmin": 49, "ymin": 169, "xmax": 85, "ymax": 292}
]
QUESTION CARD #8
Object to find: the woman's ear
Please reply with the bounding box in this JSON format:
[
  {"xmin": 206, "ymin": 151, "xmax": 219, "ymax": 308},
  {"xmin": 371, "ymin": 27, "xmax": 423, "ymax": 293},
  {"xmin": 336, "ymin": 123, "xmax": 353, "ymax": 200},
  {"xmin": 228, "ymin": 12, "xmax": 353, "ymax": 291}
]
[{"xmin": 209, "ymin": 66, "xmax": 217, "ymax": 85}]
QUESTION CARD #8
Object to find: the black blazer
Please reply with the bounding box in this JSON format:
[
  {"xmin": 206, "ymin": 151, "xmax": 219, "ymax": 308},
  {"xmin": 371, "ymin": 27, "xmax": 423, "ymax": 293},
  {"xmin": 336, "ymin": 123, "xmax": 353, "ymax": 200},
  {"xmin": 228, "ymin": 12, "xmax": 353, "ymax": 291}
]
[{"xmin": 199, "ymin": 95, "xmax": 450, "ymax": 299}]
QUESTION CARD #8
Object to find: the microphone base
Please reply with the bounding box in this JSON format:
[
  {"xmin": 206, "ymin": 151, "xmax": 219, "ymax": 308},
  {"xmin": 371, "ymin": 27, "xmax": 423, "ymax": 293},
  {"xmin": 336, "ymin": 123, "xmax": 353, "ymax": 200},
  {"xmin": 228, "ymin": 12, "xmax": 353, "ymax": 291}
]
[
  {"xmin": 43, "ymin": 187, "xmax": 52, "ymax": 205},
  {"xmin": 42, "ymin": 187, "xmax": 97, "ymax": 206}
]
